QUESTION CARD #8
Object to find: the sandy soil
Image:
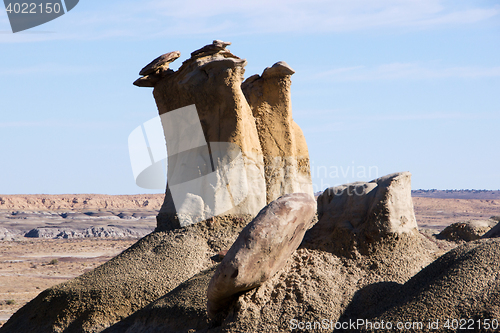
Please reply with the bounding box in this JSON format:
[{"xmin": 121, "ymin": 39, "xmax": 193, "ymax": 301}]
[
  {"xmin": 0, "ymin": 195, "xmax": 498, "ymax": 327},
  {"xmin": 0, "ymin": 238, "xmax": 136, "ymax": 325},
  {"xmin": 413, "ymin": 197, "xmax": 499, "ymax": 230}
]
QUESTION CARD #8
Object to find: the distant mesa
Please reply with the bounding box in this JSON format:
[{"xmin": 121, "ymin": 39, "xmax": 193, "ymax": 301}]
[{"xmin": 412, "ymin": 189, "xmax": 500, "ymax": 199}]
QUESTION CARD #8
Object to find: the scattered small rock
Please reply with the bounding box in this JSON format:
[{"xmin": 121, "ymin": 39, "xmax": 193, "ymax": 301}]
[{"xmin": 217, "ymin": 250, "xmax": 228, "ymax": 260}]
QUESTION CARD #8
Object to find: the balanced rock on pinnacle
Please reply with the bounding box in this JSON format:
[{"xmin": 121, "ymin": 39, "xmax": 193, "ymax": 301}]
[
  {"xmin": 134, "ymin": 51, "xmax": 180, "ymax": 87},
  {"xmin": 133, "ymin": 41, "xmax": 314, "ymax": 230}
]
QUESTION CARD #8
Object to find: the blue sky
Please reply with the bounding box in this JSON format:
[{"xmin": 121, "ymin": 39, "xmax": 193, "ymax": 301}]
[{"xmin": 1, "ymin": 0, "xmax": 499, "ymax": 194}]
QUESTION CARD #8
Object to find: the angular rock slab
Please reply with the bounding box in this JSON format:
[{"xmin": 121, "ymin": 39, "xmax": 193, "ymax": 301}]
[
  {"xmin": 309, "ymin": 172, "xmax": 418, "ymax": 255},
  {"xmin": 139, "ymin": 51, "xmax": 181, "ymax": 76},
  {"xmin": 207, "ymin": 193, "xmax": 316, "ymax": 319}
]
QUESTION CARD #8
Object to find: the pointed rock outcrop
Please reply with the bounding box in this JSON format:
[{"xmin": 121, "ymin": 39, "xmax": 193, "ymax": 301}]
[
  {"xmin": 242, "ymin": 61, "xmax": 313, "ymax": 204},
  {"xmin": 133, "ymin": 51, "xmax": 180, "ymax": 87}
]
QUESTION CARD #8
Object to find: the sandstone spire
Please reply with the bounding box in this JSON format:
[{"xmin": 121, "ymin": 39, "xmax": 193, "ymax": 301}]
[
  {"xmin": 134, "ymin": 41, "xmax": 313, "ymax": 230},
  {"xmin": 242, "ymin": 61, "xmax": 314, "ymax": 204}
]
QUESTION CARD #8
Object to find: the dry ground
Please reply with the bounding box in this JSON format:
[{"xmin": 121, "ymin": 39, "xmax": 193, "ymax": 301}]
[
  {"xmin": 413, "ymin": 197, "xmax": 499, "ymax": 230},
  {"xmin": 0, "ymin": 238, "xmax": 136, "ymax": 326},
  {"xmin": 0, "ymin": 196, "xmax": 498, "ymax": 327}
]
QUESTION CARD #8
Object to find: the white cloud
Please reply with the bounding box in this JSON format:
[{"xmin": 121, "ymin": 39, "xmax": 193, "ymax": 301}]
[
  {"xmin": 145, "ymin": 0, "xmax": 500, "ymax": 34},
  {"xmin": 314, "ymin": 63, "xmax": 500, "ymax": 81},
  {"xmin": 0, "ymin": 0, "xmax": 498, "ymax": 42}
]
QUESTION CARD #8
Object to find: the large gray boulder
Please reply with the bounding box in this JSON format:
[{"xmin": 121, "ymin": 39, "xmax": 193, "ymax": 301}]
[
  {"xmin": 309, "ymin": 172, "xmax": 418, "ymax": 255},
  {"xmin": 207, "ymin": 193, "xmax": 316, "ymax": 319}
]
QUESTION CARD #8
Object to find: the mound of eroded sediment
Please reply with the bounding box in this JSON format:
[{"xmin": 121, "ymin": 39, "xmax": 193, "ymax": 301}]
[
  {"xmin": 0, "ymin": 215, "xmax": 252, "ymax": 333},
  {"xmin": 351, "ymin": 239, "xmax": 500, "ymax": 333},
  {"xmin": 2, "ymin": 170, "xmax": 453, "ymax": 333},
  {"xmin": 437, "ymin": 219, "xmax": 497, "ymax": 242},
  {"xmin": 94, "ymin": 173, "xmax": 444, "ymax": 333}
]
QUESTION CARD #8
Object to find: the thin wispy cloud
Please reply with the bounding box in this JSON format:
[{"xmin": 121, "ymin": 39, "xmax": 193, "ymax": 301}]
[
  {"xmin": 299, "ymin": 111, "xmax": 500, "ymax": 133},
  {"xmin": 0, "ymin": 120, "xmax": 128, "ymax": 129},
  {"xmin": 0, "ymin": 63, "xmax": 104, "ymax": 76},
  {"xmin": 0, "ymin": 120, "xmax": 76, "ymax": 128},
  {"xmin": 0, "ymin": 0, "xmax": 498, "ymax": 42},
  {"xmin": 315, "ymin": 63, "xmax": 500, "ymax": 81}
]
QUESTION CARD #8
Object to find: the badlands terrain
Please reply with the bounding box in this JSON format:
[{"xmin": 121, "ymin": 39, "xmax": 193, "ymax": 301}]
[
  {"xmin": 1, "ymin": 41, "xmax": 499, "ymax": 332},
  {"xmin": 0, "ymin": 191, "xmax": 498, "ymax": 327}
]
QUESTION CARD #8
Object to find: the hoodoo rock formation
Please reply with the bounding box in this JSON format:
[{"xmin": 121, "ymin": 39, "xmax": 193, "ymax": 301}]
[
  {"xmin": 4, "ymin": 41, "xmax": 498, "ymax": 333},
  {"xmin": 134, "ymin": 40, "xmax": 313, "ymax": 230},
  {"xmin": 242, "ymin": 62, "xmax": 314, "ymax": 204},
  {"xmin": 482, "ymin": 220, "xmax": 500, "ymax": 238}
]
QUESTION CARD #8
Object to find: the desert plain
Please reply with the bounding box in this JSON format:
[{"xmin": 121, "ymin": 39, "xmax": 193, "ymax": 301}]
[{"xmin": 0, "ymin": 191, "xmax": 498, "ymax": 327}]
